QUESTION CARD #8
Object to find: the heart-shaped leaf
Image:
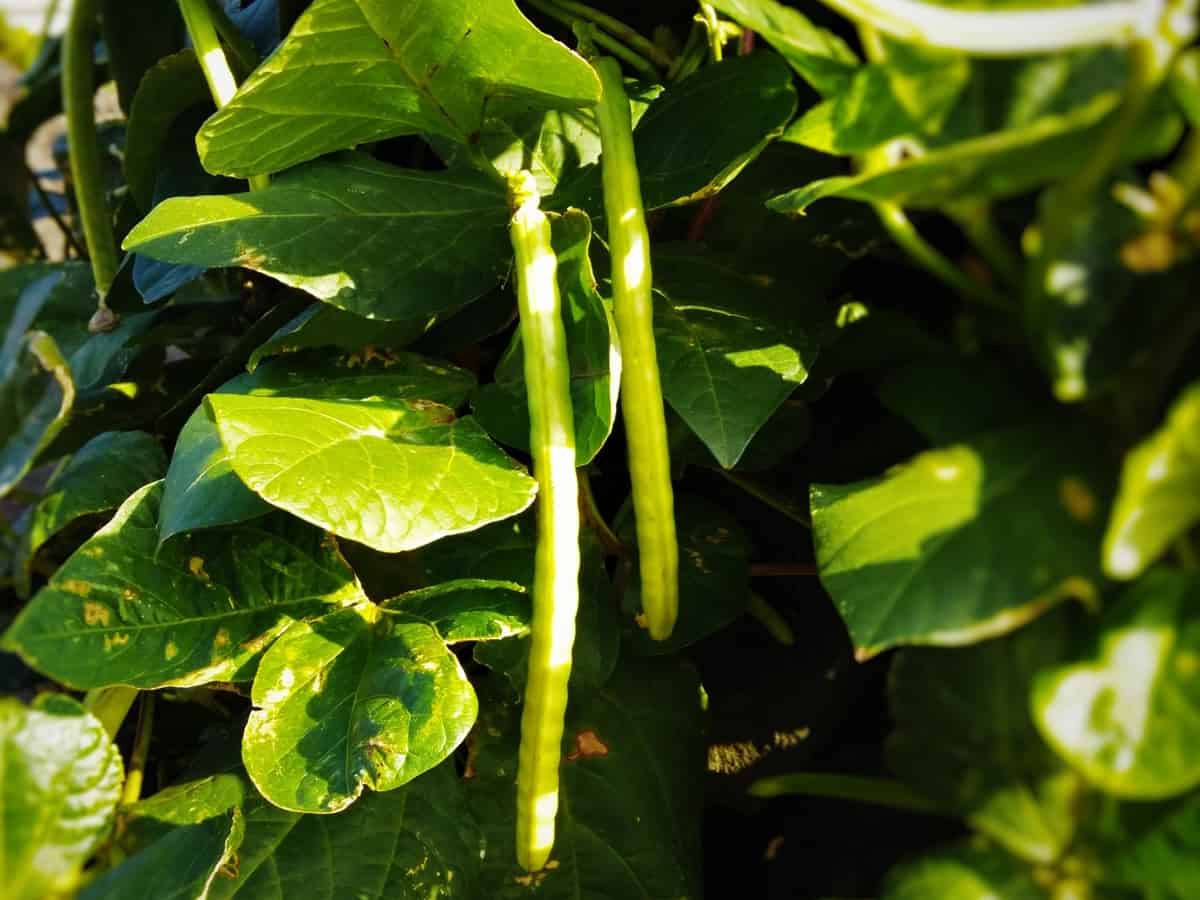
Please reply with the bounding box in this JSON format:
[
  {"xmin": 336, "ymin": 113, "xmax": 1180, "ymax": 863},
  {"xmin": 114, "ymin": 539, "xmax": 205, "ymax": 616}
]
[
  {"xmin": 1, "ymin": 694, "xmax": 124, "ymax": 900},
  {"xmin": 242, "ymin": 601, "xmax": 478, "ymax": 813},
  {"xmin": 3, "ymin": 482, "xmax": 363, "ymax": 689},
  {"xmin": 1032, "ymin": 570, "xmax": 1200, "ymax": 799}
]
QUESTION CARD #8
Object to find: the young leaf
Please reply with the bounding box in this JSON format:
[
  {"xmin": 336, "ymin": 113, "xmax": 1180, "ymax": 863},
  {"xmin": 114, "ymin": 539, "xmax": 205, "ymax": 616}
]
[
  {"xmin": 0, "ymin": 332, "xmax": 75, "ymax": 498},
  {"xmin": 15, "ymin": 430, "xmax": 167, "ymax": 595},
  {"xmin": 125, "ymin": 153, "xmax": 513, "ymax": 321},
  {"xmin": 887, "ymin": 609, "xmax": 1082, "ymax": 864},
  {"xmin": 707, "ymin": 0, "xmax": 859, "ymax": 97},
  {"xmin": 651, "ymin": 245, "xmax": 824, "ymax": 469},
  {"xmin": 206, "ymin": 353, "xmax": 535, "ymax": 553},
  {"xmin": 197, "ymin": 0, "xmax": 599, "ymax": 177},
  {"xmin": 1032, "ymin": 570, "xmax": 1200, "ymax": 799},
  {"xmin": 473, "ymin": 209, "xmax": 621, "ymax": 465},
  {"xmin": 880, "ymin": 842, "xmax": 1045, "ymax": 900},
  {"xmin": 812, "ymin": 424, "xmax": 1108, "ymax": 657},
  {"xmin": 210, "ymin": 761, "xmax": 479, "ymax": 898},
  {"xmin": 3, "ymin": 482, "xmax": 364, "ymax": 689},
  {"xmin": 1103, "ymin": 382, "xmax": 1200, "ymax": 579},
  {"xmin": 0, "ymin": 695, "xmax": 124, "ymax": 900},
  {"xmin": 383, "ymin": 579, "xmax": 530, "ymax": 644},
  {"xmin": 242, "ymin": 601, "xmax": 478, "ymax": 813},
  {"xmin": 468, "ymin": 658, "xmax": 705, "ymax": 897}
]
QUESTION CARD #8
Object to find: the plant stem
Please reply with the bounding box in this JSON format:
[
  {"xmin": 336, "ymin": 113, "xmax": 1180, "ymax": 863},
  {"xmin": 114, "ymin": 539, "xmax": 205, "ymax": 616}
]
[
  {"xmin": 746, "ymin": 593, "xmax": 795, "ymax": 645},
  {"xmin": 541, "ymin": 0, "xmax": 674, "ymax": 69},
  {"xmin": 668, "ymin": 20, "xmax": 708, "ymax": 81},
  {"xmin": 179, "ymin": 0, "xmax": 269, "ymax": 190},
  {"xmin": 876, "ymin": 202, "xmax": 1009, "ymax": 310},
  {"xmin": 718, "ymin": 470, "xmax": 811, "ymax": 528},
  {"xmin": 524, "ymin": 0, "xmax": 659, "ymax": 78},
  {"xmin": 949, "ymin": 203, "xmax": 1023, "ymax": 288},
  {"xmin": 63, "ymin": 0, "xmax": 119, "ymax": 299},
  {"xmin": 83, "ymin": 686, "xmax": 138, "ymax": 739},
  {"xmin": 203, "ymin": 0, "xmax": 260, "ymax": 76},
  {"xmin": 749, "ymin": 772, "xmax": 947, "ymax": 813},
  {"xmin": 819, "ymin": 0, "xmax": 1162, "ymax": 56},
  {"xmin": 121, "ymin": 693, "xmax": 156, "ymax": 806},
  {"xmin": 509, "ymin": 172, "xmax": 581, "ymax": 873},
  {"xmin": 593, "ymin": 56, "xmax": 679, "ymax": 641},
  {"xmin": 579, "ymin": 471, "xmax": 626, "ymax": 556},
  {"xmin": 24, "ymin": 161, "xmax": 86, "ymax": 259},
  {"xmin": 699, "ymin": 3, "xmax": 724, "ymax": 62}
]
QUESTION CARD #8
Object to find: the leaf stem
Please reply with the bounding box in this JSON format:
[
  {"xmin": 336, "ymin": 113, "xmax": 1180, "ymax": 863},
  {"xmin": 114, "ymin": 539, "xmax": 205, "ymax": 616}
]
[
  {"xmin": 525, "ymin": 0, "xmax": 659, "ymax": 78},
  {"xmin": 819, "ymin": 0, "xmax": 1166, "ymax": 56},
  {"xmin": 749, "ymin": 771, "xmax": 947, "ymax": 814},
  {"xmin": 717, "ymin": 469, "xmax": 811, "ymax": 529},
  {"xmin": 699, "ymin": 3, "xmax": 724, "ymax": 62},
  {"xmin": 593, "ymin": 57, "xmax": 679, "ymax": 641},
  {"xmin": 538, "ymin": 0, "xmax": 674, "ymax": 69},
  {"xmin": 83, "ymin": 686, "xmax": 138, "ymax": 739},
  {"xmin": 121, "ymin": 692, "xmax": 156, "ymax": 806},
  {"xmin": 746, "ymin": 593, "xmax": 795, "ymax": 645},
  {"xmin": 202, "ymin": 0, "xmax": 260, "ymax": 77},
  {"xmin": 949, "ymin": 203, "xmax": 1022, "ymax": 289},
  {"xmin": 509, "ymin": 172, "xmax": 581, "ymax": 872},
  {"xmin": 578, "ymin": 471, "xmax": 626, "ymax": 557},
  {"xmin": 63, "ymin": 0, "xmax": 119, "ymax": 299},
  {"xmin": 179, "ymin": 0, "xmax": 269, "ymax": 190}
]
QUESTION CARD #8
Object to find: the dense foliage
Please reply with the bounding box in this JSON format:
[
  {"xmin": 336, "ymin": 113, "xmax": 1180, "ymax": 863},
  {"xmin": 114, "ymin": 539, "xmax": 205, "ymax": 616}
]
[{"xmin": 1, "ymin": 0, "xmax": 1199, "ymax": 897}]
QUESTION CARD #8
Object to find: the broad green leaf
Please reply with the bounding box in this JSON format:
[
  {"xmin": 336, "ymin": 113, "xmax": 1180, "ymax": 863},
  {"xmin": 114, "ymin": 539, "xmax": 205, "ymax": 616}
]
[
  {"xmin": 0, "ymin": 263, "xmax": 64, "ymax": 337},
  {"xmin": 558, "ymin": 52, "xmax": 798, "ymax": 212},
  {"xmin": 98, "ymin": 0, "xmax": 184, "ymax": 114},
  {"xmin": 164, "ymin": 350, "xmax": 477, "ymax": 543},
  {"xmin": 15, "ymin": 430, "xmax": 167, "ymax": 596},
  {"xmin": 125, "ymin": 153, "xmax": 512, "ymax": 321},
  {"xmin": 622, "ymin": 494, "xmax": 751, "ymax": 654},
  {"xmin": 247, "ymin": 305, "xmax": 430, "ymax": 372},
  {"xmin": 242, "ymin": 601, "xmax": 477, "ymax": 813},
  {"xmin": 473, "ymin": 210, "xmax": 621, "ymax": 465},
  {"xmin": 123, "ymin": 50, "xmax": 209, "ymax": 211},
  {"xmin": 0, "ymin": 332, "xmax": 75, "ymax": 498},
  {"xmin": 1104, "ymin": 794, "xmax": 1200, "ymax": 898},
  {"xmin": 1032, "ymin": 570, "xmax": 1200, "ymax": 799},
  {"xmin": 707, "ymin": 0, "xmax": 859, "ymax": 96},
  {"xmin": 772, "ymin": 89, "xmax": 1180, "ymax": 212},
  {"xmin": 207, "ymin": 354, "xmax": 535, "ymax": 553},
  {"xmin": 1103, "ymin": 382, "xmax": 1200, "ymax": 579},
  {"xmin": 0, "ymin": 694, "xmax": 123, "ymax": 900},
  {"xmin": 468, "ymin": 658, "xmax": 705, "ymax": 897},
  {"xmin": 198, "ymin": 0, "xmax": 599, "ymax": 177},
  {"xmin": 651, "ymin": 244, "xmax": 823, "ymax": 469},
  {"xmin": 3, "ymin": 482, "xmax": 363, "ymax": 689},
  {"xmin": 78, "ymin": 810, "xmax": 242, "ymax": 900},
  {"xmin": 888, "ymin": 609, "xmax": 1082, "ymax": 863},
  {"xmin": 0, "ymin": 263, "xmax": 94, "ymax": 370},
  {"xmin": 811, "ymin": 424, "xmax": 1108, "ymax": 656},
  {"xmin": 881, "ymin": 843, "xmax": 1046, "ymax": 900},
  {"xmin": 383, "ymin": 579, "xmax": 530, "ymax": 643},
  {"xmin": 210, "ymin": 761, "xmax": 479, "ymax": 898}
]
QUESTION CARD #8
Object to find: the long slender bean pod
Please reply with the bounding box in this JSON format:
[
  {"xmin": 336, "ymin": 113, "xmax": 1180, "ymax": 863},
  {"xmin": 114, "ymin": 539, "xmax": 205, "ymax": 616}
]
[
  {"xmin": 178, "ymin": 0, "xmax": 269, "ymax": 190},
  {"xmin": 509, "ymin": 172, "xmax": 581, "ymax": 872},
  {"xmin": 63, "ymin": 0, "xmax": 119, "ymax": 298},
  {"xmin": 592, "ymin": 57, "xmax": 678, "ymax": 641}
]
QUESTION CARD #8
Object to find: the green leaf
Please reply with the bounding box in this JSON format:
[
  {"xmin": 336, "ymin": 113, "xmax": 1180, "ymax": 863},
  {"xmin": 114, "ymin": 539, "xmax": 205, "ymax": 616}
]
[
  {"xmin": 15, "ymin": 430, "xmax": 167, "ymax": 596},
  {"xmin": 558, "ymin": 52, "xmax": 798, "ymax": 212},
  {"xmin": 1104, "ymin": 794, "xmax": 1200, "ymax": 898},
  {"xmin": 707, "ymin": 0, "xmax": 859, "ymax": 96},
  {"xmin": 206, "ymin": 352, "xmax": 535, "ymax": 553},
  {"xmin": 247, "ymin": 305, "xmax": 430, "ymax": 372},
  {"xmin": 811, "ymin": 424, "xmax": 1108, "ymax": 657},
  {"xmin": 1103, "ymin": 382, "xmax": 1200, "ymax": 579},
  {"xmin": 210, "ymin": 761, "xmax": 479, "ymax": 898},
  {"xmin": 468, "ymin": 658, "xmax": 705, "ymax": 897},
  {"xmin": 473, "ymin": 209, "xmax": 620, "ymax": 465},
  {"xmin": 1032, "ymin": 570, "xmax": 1200, "ymax": 799},
  {"xmin": 881, "ymin": 842, "xmax": 1046, "ymax": 900},
  {"xmin": 1, "ymin": 262, "xmax": 94, "ymax": 369},
  {"xmin": 125, "ymin": 153, "xmax": 512, "ymax": 321},
  {"xmin": 3, "ymin": 482, "xmax": 363, "ymax": 689},
  {"xmin": 383, "ymin": 579, "xmax": 530, "ymax": 643},
  {"xmin": 887, "ymin": 609, "xmax": 1082, "ymax": 863},
  {"xmin": 0, "ymin": 332, "xmax": 75, "ymax": 498},
  {"xmin": 651, "ymin": 244, "xmax": 823, "ymax": 469},
  {"xmin": 197, "ymin": 0, "xmax": 599, "ymax": 177},
  {"xmin": 621, "ymin": 494, "xmax": 751, "ymax": 654},
  {"xmin": 242, "ymin": 600, "xmax": 477, "ymax": 813},
  {"xmin": 123, "ymin": 50, "xmax": 210, "ymax": 211},
  {"xmin": 97, "ymin": 0, "xmax": 184, "ymax": 114},
  {"xmin": 0, "ymin": 694, "xmax": 124, "ymax": 900}
]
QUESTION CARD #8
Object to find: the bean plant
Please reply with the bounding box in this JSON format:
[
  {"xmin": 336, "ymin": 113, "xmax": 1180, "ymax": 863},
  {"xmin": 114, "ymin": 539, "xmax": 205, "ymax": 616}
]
[{"xmin": 0, "ymin": 0, "xmax": 1198, "ymax": 897}]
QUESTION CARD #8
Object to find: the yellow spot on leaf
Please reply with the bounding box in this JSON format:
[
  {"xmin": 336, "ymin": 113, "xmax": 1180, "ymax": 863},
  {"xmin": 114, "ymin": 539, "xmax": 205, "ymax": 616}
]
[
  {"xmin": 82, "ymin": 546, "xmax": 103, "ymax": 558},
  {"xmin": 64, "ymin": 578, "xmax": 93, "ymax": 597},
  {"xmin": 213, "ymin": 628, "xmax": 231, "ymax": 651},
  {"xmin": 121, "ymin": 587, "xmax": 139, "ymax": 602},
  {"xmin": 165, "ymin": 641, "xmax": 179, "ymax": 660},
  {"xmin": 83, "ymin": 602, "xmax": 110, "ymax": 625},
  {"xmin": 104, "ymin": 633, "xmax": 130, "ymax": 650},
  {"xmin": 189, "ymin": 557, "xmax": 210, "ymax": 581},
  {"xmin": 1059, "ymin": 477, "xmax": 1097, "ymax": 523}
]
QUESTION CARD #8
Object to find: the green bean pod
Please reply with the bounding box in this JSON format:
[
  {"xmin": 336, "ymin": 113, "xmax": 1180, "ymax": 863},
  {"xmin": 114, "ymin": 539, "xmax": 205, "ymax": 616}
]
[
  {"xmin": 509, "ymin": 172, "xmax": 581, "ymax": 872},
  {"xmin": 592, "ymin": 57, "xmax": 679, "ymax": 640}
]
